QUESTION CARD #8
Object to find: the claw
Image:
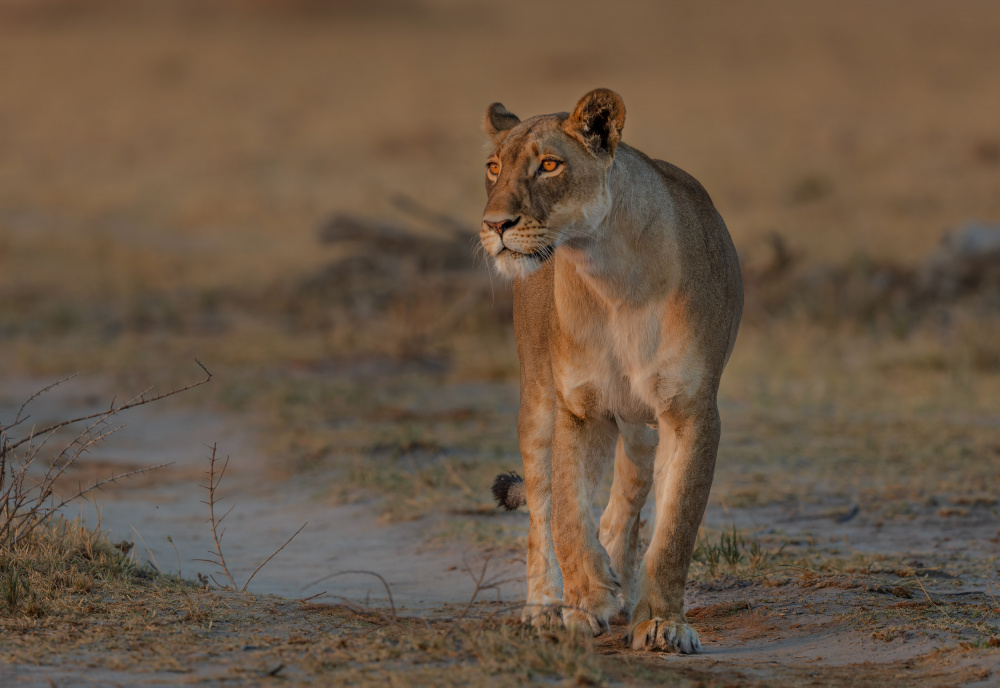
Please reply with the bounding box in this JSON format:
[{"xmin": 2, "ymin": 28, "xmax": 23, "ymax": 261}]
[
  {"xmin": 521, "ymin": 601, "xmax": 564, "ymax": 629},
  {"xmin": 626, "ymin": 617, "xmax": 702, "ymax": 654},
  {"xmin": 563, "ymin": 607, "xmax": 608, "ymax": 636},
  {"xmin": 562, "ymin": 585, "xmax": 624, "ymax": 637}
]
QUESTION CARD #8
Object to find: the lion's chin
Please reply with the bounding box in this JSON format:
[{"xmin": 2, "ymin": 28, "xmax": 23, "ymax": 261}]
[{"xmin": 492, "ymin": 246, "xmax": 555, "ymax": 279}]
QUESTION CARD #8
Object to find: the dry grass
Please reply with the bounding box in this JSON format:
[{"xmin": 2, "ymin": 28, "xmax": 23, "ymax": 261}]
[
  {"xmin": 716, "ymin": 325, "xmax": 1000, "ymax": 510},
  {"xmin": 0, "ymin": 380, "xmax": 604, "ymax": 685},
  {"xmin": 0, "ymin": 515, "xmax": 177, "ymax": 623},
  {"xmin": 1, "ymin": 541, "xmax": 608, "ymax": 686},
  {"xmin": 7, "ymin": 515, "xmax": 991, "ymax": 687}
]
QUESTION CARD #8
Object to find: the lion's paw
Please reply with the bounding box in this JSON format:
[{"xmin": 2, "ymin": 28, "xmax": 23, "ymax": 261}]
[
  {"xmin": 563, "ymin": 606, "xmax": 609, "ymax": 636},
  {"xmin": 610, "ymin": 605, "xmax": 632, "ymax": 626},
  {"xmin": 562, "ymin": 587, "xmax": 626, "ymax": 637},
  {"xmin": 626, "ymin": 618, "xmax": 702, "ymax": 654},
  {"xmin": 521, "ymin": 600, "xmax": 564, "ymax": 629}
]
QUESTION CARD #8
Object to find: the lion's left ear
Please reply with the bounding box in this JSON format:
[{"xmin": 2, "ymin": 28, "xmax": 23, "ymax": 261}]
[
  {"xmin": 564, "ymin": 88, "xmax": 626, "ymax": 157},
  {"xmin": 484, "ymin": 102, "xmax": 521, "ymax": 142}
]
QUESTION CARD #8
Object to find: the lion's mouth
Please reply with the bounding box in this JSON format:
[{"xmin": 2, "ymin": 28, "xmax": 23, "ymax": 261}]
[{"xmin": 498, "ymin": 245, "xmax": 556, "ymax": 262}]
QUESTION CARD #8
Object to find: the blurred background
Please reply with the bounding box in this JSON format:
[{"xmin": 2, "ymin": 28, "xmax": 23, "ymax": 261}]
[{"xmin": 0, "ymin": 0, "xmax": 998, "ymax": 520}]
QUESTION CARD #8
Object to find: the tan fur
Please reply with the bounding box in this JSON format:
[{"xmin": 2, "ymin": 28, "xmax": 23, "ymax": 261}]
[{"xmin": 481, "ymin": 89, "xmax": 743, "ymax": 653}]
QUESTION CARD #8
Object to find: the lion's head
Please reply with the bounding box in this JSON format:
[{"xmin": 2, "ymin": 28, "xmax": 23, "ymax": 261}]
[{"xmin": 480, "ymin": 89, "xmax": 626, "ymax": 278}]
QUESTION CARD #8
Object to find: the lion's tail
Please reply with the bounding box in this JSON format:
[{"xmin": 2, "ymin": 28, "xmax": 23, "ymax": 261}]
[{"xmin": 491, "ymin": 472, "xmax": 526, "ymax": 511}]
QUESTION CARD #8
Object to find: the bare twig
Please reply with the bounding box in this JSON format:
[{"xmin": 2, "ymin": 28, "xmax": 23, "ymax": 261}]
[
  {"xmin": 389, "ymin": 192, "xmax": 469, "ymax": 237},
  {"xmin": 322, "ymin": 594, "xmax": 404, "ymax": 629},
  {"xmin": 130, "ymin": 523, "xmax": 160, "ymax": 572},
  {"xmin": 194, "ymin": 444, "xmax": 307, "ymax": 592},
  {"xmin": 306, "ymin": 570, "xmax": 398, "ymax": 620},
  {"xmin": 7, "ymin": 422, "xmax": 143, "ymax": 543},
  {"xmin": 0, "ymin": 373, "xmax": 79, "ymax": 433},
  {"xmin": 440, "ymin": 555, "xmax": 520, "ymax": 640},
  {"xmin": 906, "ymin": 564, "xmax": 961, "ymax": 627},
  {"xmin": 455, "ymin": 556, "xmax": 494, "ymax": 623},
  {"xmin": 6, "ymin": 361, "xmax": 212, "ymax": 453},
  {"xmin": 242, "ymin": 522, "xmax": 307, "ymax": 592},
  {"xmin": 2, "ymin": 364, "xmax": 210, "ymax": 547},
  {"xmin": 49, "ymin": 463, "xmax": 173, "ymax": 513},
  {"xmin": 194, "ymin": 444, "xmax": 238, "ymax": 590},
  {"xmin": 167, "ymin": 535, "xmax": 183, "ymax": 580},
  {"xmin": 442, "ymin": 460, "xmax": 478, "ymax": 499}
]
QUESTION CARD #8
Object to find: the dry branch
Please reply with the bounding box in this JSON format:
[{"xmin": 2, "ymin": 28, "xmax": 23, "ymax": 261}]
[
  {"xmin": 194, "ymin": 444, "xmax": 238, "ymax": 590},
  {"xmin": 243, "ymin": 522, "xmax": 307, "ymax": 592},
  {"xmin": 0, "ymin": 373, "xmax": 79, "ymax": 434},
  {"xmin": 194, "ymin": 443, "xmax": 306, "ymax": 592},
  {"xmin": 306, "ymin": 569, "xmax": 398, "ymax": 620},
  {"xmin": 51, "ymin": 463, "xmax": 173, "ymax": 513},
  {"xmin": 321, "ymin": 594, "xmax": 404, "ymax": 629},
  {"xmin": 1, "ymin": 362, "xmax": 212, "ymax": 548},
  {"xmin": 5, "ymin": 359, "xmax": 211, "ymax": 453},
  {"xmin": 440, "ymin": 555, "xmax": 521, "ymax": 639}
]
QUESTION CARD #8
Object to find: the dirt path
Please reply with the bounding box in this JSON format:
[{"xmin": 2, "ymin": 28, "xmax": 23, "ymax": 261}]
[
  {"xmin": 0, "ymin": 378, "xmax": 523, "ymax": 610},
  {"xmin": 3, "ymin": 377, "xmax": 999, "ymax": 686}
]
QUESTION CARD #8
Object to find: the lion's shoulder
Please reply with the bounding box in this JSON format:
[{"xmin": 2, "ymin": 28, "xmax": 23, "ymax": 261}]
[{"xmin": 622, "ymin": 145, "xmax": 717, "ymax": 215}]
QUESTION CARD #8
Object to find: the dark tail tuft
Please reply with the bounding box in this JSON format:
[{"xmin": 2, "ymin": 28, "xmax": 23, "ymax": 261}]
[{"xmin": 491, "ymin": 472, "xmax": 527, "ymax": 511}]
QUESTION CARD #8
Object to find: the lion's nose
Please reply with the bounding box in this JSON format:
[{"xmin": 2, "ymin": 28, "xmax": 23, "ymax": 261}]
[{"xmin": 483, "ymin": 216, "xmax": 520, "ymax": 237}]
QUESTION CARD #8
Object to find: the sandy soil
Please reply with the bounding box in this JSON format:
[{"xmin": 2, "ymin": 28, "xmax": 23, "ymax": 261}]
[
  {"xmin": 2, "ymin": 376, "xmax": 998, "ymax": 685},
  {"xmin": 0, "ymin": 377, "xmax": 524, "ymax": 610}
]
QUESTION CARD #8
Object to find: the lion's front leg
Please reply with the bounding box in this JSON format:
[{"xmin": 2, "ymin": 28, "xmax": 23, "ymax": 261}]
[
  {"xmin": 550, "ymin": 399, "xmax": 623, "ymax": 636},
  {"xmin": 599, "ymin": 421, "xmax": 656, "ymax": 625},
  {"xmin": 627, "ymin": 402, "xmax": 720, "ymax": 654},
  {"xmin": 517, "ymin": 388, "xmax": 563, "ymax": 628}
]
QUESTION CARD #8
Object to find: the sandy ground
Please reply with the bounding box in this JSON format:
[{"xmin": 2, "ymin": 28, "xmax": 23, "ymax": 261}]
[
  {"xmin": 2, "ymin": 376, "xmax": 999, "ymax": 685},
  {"xmin": 0, "ymin": 377, "xmax": 524, "ymax": 610}
]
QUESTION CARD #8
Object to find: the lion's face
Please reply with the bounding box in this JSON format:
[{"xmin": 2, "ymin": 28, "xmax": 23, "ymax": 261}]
[{"xmin": 480, "ymin": 90, "xmax": 626, "ymax": 279}]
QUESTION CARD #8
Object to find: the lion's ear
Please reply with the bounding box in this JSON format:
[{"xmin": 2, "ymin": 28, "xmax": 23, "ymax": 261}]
[
  {"xmin": 484, "ymin": 102, "xmax": 520, "ymax": 142},
  {"xmin": 565, "ymin": 88, "xmax": 625, "ymax": 156}
]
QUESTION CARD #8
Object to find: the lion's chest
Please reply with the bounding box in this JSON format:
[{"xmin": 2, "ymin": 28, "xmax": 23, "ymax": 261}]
[{"xmin": 552, "ymin": 292, "xmax": 689, "ymax": 425}]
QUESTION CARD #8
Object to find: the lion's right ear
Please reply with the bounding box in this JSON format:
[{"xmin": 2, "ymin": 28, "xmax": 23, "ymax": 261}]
[{"xmin": 484, "ymin": 102, "xmax": 520, "ymax": 142}]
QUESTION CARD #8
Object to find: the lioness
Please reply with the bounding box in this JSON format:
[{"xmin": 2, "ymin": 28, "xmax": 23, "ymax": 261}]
[{"xmin": 480, "ymin": 89, "xmax": 742, "ymax": 653}]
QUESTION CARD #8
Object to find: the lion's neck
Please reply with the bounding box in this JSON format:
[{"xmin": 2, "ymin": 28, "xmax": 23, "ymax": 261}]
[{"xmin": 555, "ymin": 144, "xmax": 675, "ymax": 308}]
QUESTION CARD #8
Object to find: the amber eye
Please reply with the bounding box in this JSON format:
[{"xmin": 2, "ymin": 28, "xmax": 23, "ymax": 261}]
[
  {"xmin": 540, "ymin": 159, "xmax": 561, "ymax": 173},
  {"xmin": 487, "ymin": 162, "xmax": 500, "ymax": 176}
]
